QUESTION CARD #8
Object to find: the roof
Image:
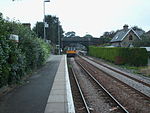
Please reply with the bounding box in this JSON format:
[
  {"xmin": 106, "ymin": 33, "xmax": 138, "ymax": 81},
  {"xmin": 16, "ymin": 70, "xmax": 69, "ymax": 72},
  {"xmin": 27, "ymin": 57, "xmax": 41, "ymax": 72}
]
[
  {"xmin": 134, "ymin": 29, "xmax": 145, "ymax": 36},
  {"xmin": 110, "ymin": 28, "xmax": 143, "ymax": 43}
]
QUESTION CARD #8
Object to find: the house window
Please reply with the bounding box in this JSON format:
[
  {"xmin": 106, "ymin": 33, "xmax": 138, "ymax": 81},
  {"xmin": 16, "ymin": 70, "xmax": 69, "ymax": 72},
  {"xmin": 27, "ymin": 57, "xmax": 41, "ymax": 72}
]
[{"xmin": 129, "ymin": 35, "xmax": 133, "ymax": 40}]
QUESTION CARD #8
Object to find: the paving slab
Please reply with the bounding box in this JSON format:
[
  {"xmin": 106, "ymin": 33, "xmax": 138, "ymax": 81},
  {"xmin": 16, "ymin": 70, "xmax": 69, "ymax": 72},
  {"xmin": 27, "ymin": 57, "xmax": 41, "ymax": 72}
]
[
  {"xmin": 44, "ymin": 55, "xmax": 75, "ymax": 113},
  {"xmin": 0, "ymin": 55, "xmax": 62, "ymax": 113}
]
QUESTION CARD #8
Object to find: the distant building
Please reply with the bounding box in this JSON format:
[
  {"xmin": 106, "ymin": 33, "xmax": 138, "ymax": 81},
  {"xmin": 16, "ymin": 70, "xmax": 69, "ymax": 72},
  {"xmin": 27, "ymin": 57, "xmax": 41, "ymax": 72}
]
[
  {"xmin": 110, "ymin": 25, "xmax": 144, "ymax": 47},
  {"xmin": 22, "ymin": 23, "xmax": 31, "ymax": 29}
]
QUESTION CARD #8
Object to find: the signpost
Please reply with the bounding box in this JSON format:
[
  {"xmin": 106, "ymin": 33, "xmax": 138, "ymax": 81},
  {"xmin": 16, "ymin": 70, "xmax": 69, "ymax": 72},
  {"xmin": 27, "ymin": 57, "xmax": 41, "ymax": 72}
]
[{"xmin": 9, "ymin": 34, "xmax": 19, "ymax": 42}]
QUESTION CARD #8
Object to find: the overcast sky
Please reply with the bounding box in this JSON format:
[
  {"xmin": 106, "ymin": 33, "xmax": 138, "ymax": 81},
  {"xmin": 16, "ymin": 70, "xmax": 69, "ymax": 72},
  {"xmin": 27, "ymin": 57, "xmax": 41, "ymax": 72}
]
[{"xmin": 0, "ymin": 0, "xmax": 150, "ymax": 37}]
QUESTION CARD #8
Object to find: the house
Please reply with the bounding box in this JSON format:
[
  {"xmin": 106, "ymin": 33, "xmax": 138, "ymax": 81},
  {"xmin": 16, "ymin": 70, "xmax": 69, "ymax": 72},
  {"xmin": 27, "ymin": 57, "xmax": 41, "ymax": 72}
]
[{"xmin": 110, "ymin": 25, "xmax": 144, "ymax": 47}]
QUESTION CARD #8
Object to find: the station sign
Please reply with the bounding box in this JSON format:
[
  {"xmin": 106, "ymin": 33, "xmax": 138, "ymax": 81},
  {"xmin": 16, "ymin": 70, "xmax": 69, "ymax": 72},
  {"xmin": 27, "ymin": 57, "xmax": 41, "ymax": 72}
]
[{"xmin": 9, "ymin": 34, "xmax": 19, "ymax": 42}]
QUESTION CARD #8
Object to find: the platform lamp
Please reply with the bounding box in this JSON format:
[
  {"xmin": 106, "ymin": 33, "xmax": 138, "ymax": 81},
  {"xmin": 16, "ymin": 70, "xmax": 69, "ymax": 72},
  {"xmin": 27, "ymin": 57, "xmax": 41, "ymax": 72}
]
[{"xmin": 43, "ymin": 0, "xmax": 50, "ymax": 41}]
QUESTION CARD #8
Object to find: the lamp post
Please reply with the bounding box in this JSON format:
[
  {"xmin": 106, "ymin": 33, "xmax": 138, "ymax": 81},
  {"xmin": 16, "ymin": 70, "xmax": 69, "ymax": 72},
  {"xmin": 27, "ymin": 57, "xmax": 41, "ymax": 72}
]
[
  {"xmin": 43, "ymin": 0, "xmax": 50, "ymax": 41},
  {"xmin": 57, "ymin": 18, "xmax": 61, "ymax": 55}
]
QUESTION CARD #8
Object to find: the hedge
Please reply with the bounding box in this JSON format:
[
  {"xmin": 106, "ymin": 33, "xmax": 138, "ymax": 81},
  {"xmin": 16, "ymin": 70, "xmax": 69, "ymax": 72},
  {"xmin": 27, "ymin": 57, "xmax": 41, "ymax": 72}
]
[
  {"xmin": 0, "ymin": 13, "xmax": 50, "ymax": 88},
  {"xmin": 89, "ymin": 46, "xmax": 148, "ymax": 66}
]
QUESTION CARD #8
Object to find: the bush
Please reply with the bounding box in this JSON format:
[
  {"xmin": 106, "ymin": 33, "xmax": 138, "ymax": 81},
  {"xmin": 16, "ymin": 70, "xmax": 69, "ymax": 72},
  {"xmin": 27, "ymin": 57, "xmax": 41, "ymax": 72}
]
[
  {"xmin": 0, "ymin": 36, "xmax": 10, "ymax": 87},
  {"xmin": 19, "ymin": 37, "xmax": 50, "ymax": 71},
  {"xmin": 89, "ymin": 46, "xmax": 148, "ymax": 66},
  {"xmin": 0, "ymin": 13, "xmax": 50, "ymax": 88},
  {"xmin": 7, "ymin": 41, "xmax": 26, "ymax": 85}
]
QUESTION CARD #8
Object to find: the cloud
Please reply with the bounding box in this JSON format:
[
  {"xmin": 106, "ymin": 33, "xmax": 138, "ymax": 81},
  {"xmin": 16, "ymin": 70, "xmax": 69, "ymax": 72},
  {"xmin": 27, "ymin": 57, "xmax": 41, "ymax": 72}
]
[{"xmin": 1, "ymin": 0, "xmax": 150, "ymax": 37}]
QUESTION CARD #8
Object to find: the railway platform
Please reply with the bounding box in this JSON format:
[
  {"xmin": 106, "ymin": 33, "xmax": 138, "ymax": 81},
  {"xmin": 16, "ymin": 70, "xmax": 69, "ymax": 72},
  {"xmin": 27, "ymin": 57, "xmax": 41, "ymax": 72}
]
[{"xmin": 44, "ymin": 55, "xmax": 75, "ymax": 113}]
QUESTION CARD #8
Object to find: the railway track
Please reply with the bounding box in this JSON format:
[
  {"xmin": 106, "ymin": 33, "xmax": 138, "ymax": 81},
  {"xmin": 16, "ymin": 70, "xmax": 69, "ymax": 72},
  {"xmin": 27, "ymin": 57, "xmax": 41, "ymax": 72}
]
[
  {"xmin": 68, "ymin": 58, "xmax": 129, "ymax": 113},
  {"xmin": 70, "ymin": 61, "xmax": 91, "ymax": 113},
  {"xmin": 75, "ymin": 56, "xmax": 150, "ymax": 113},
  {"xmin": 83, "ymin": 55, "xmax": 150, "ymax": 88},
  {"xmin": 79, "ymin": 55, "xmax": 150, "ymax": 98},
  {"xmin": 68, "ymin": 59, "xmax": 90, "ymax": 113}
]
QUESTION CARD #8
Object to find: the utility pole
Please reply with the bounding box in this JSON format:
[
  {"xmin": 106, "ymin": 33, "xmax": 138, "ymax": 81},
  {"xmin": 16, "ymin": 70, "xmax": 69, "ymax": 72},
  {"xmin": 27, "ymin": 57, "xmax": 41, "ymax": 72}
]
[
  {"xmin": 43, "ymin": 0, "xmax": 50, "ymax": 41},
  {"xmin": 57, "ymin": 18, "xmax": 60, "ymax": 55}
]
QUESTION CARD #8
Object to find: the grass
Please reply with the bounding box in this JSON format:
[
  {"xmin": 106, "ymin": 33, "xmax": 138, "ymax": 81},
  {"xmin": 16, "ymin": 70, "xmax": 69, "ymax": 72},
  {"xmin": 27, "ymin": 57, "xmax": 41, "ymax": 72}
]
[
  {"xmin": 139, "ymin": 66, "xmax": 150, "ymax": 77},
  {"xmin": 95, "ymin": 56, "xmax": 150, "ymax": 78},
  {"xmin": 120, "ymin": 65, "xmax": 150, "ymax": 77},
  {"xmin": 88, "ymin": 55, "xmax": 150, "ymax": 78}
]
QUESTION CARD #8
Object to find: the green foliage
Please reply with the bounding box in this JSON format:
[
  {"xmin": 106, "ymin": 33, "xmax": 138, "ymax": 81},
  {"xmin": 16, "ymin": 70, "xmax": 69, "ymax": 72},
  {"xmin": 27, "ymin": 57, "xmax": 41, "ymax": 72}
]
[
  {"xmin": 83, "ymin": 34, "xmax": 93, "ymax": 38},
  {"xmin": 89, "ymin": 46, "xmax": 148, "ymax": 66},
  {"xmin": 32, "ymin": 22, "xmax": 44, "ymax": 38},
  {"xmin": 20, "ymin": 37, "xmax": 50, "ymax": 71},
  {"xmin": 133, "ymin": 32, "xmax": 150, "ymax": 47},
  {"xmin": 0, "ymin": 13, "xmax": 50, "ymax": 88},
  {"xmin": 0, "ymin": 36, "xmax": 10, "ymax": 87},
  {"xmin": 65, "ymin": 31, "xmax": 76, "ymax": 38},
  {"xmin": 33, "ymin": 15, "xmax": 64, "ymax": 45},
  {"xmin": 7, "ymin": 41, "xmax": 26, "ymax": 85},
  {"xmin": 148, "ymin": 52, "xmax": 150, "ymax": 58},
  {"xmin": 99, "ymin": 37, "xmax": 112, "ymax": 45}
]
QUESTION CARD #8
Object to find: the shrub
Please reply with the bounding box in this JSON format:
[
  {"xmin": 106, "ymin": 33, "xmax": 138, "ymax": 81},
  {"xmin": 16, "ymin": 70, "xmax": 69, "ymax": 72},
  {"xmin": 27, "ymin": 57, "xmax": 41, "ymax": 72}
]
[
  {"xmin": 19, "ymin": 37, "xmax": 50, "ymax": 71},
  {"xmin": 0, "ymin": 13, "xmax": 50, "ymax": 88},
  {"xmin": 7, "ymin": 41, "xmax": 26, "ymax": 84},
  {"xmin": 89, "ymin": 46, "xmax": 148, "ymax": 66},
  {"xmin": 0, "ymin": 36, "xmax": 10, "ymax": 87}
]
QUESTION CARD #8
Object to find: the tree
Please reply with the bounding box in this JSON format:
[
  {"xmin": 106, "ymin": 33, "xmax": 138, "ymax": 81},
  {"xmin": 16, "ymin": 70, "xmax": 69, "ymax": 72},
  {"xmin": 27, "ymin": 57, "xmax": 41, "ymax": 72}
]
[
  {"xmin": 83, "ymin": 34, "xmax": 93, "ymax": 38},
  {"xmin": 32, "ymin": 22, "xmax": 44, "ymax": 39},
  {"xmin": 64, "ymin": 31, "xmax": 76, "ymax": 38},
  {"xmin": 46, "ymin": 15, "xmax": 64, "ymax": 45},
  {"xmin": 99, "ymin": 37, "xmax": 111, "ymax": 45},
  {"xmin": 101, "ymin": 31, "xmax": 116, "ymax": 39},
  {"xmin": 132, "ymin": 26, "xmax": 145, "ymax": 32},
  {"xmin": 133, "ymin": 31, "xmax": 150, "ymax": 47},
  {"xmin": 98, "ymin": 31, "xmax": 116, "ymax": 45},
  {"xmin": 33, "ymin": 15, "xmax": 64, "ymax": 45}
]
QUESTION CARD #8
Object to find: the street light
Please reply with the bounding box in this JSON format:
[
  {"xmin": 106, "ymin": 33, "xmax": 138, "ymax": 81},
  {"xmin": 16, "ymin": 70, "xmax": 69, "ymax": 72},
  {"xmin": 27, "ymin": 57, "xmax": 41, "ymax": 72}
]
[
  {"xmin": 57, "ymin": 18, "xmax": 61, "ymax": 55},
  {"xmin": 43, "ymin": 0, "xmax": 50, "ymax": 41}
]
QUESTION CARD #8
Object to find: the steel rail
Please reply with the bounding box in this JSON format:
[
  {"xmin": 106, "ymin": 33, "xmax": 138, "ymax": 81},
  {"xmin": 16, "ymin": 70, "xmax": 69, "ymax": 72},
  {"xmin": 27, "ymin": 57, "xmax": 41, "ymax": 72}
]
[
  {"xmin": 79, "ymin": 56, "xmax": 150, "ymax": 100},
  {"xmin": 81, "ymin": 55, "xmax": 150, "ymax": 88},
  {"xmin": 76, "ymin": 60, "xmax": 130, "ymax": 113},
  {"xmin": 70, "ymin": 66, "xmax": 91, "ymax": 113}
]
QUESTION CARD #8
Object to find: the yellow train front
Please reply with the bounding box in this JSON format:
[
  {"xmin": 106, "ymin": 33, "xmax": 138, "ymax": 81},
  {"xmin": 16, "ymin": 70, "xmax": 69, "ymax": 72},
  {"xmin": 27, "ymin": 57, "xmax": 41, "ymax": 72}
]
[{"xmin": 66, "ymin": 47, "xmax": 77, "ymax": 57}]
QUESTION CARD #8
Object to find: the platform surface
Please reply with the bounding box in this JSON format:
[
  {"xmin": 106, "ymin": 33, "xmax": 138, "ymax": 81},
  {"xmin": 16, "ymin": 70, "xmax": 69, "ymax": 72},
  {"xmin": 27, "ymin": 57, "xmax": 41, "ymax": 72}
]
[{"xmin": 44, "ymin": 55, "xmax": 75, "ymax": 113}]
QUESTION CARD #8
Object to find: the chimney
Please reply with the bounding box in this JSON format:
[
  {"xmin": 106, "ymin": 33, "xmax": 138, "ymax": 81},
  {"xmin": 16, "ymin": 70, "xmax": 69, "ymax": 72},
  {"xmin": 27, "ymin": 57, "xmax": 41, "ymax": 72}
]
[{"xmin": 123, "ymin": 24, "xmax": 129, "ymax": 31}]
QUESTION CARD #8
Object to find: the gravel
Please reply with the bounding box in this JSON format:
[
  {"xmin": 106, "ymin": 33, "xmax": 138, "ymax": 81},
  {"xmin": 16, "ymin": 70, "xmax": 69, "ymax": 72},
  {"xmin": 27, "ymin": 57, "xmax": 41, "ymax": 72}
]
[
  {"xmin": 71, "ymin": 58, "xmax": 123, "ymax": 113},
  {"xmin": 82, "ymin": 56, "xmax": 150, "ymax": 97},
  {"xmin": 78, "ymin": 56, "xmax": 150, "ymax": 113}
]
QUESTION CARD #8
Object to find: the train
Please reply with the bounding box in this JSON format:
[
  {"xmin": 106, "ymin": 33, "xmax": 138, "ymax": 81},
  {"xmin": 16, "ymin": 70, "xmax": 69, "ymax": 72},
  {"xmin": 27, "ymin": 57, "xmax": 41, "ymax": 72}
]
[{"xmin": 66, "ymin": 47, "xmax": 77, "ymax": 57}]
